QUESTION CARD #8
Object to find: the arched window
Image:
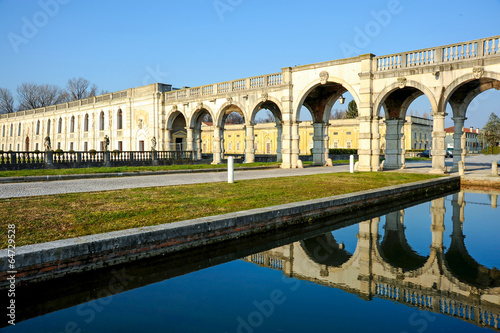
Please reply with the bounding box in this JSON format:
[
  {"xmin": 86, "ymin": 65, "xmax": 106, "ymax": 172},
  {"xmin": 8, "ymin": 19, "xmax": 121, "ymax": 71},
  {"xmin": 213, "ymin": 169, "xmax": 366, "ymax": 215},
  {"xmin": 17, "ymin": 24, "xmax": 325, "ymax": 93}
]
[
  {"xmin": 18, "ymin": 123, "xmax": 21, "ymax": 136},
  {"xmin": 47, "ymin": 119, "xmax": 51, "ymax": 135},
  {"xmin": 99, "ymin": 111, "xmax": 105, "ymax": 131},
  {"xmin": 70, "ymin": 116, "xmax": 75, "ymax": 133},
  {"xmin": 2, "ymin": 125, "xmax": 4, "ymax": 137},
  {"xmin": 84, "ymin": 114, "xmax": 89, "ymax": 132},
  {"xmin": 58, "ymin": 118, "xmax": 62, "ymax": 133},
  {"xmin": 10, "ymin": 124, "xmax": 13, "ymax": 136},
  {"xmin": 117, "ymin": 109, "xmax": 123, "ymax": 130},
  {"xmin": 36, "ymin": 121, "xmax": 40, "ymax": 135}
]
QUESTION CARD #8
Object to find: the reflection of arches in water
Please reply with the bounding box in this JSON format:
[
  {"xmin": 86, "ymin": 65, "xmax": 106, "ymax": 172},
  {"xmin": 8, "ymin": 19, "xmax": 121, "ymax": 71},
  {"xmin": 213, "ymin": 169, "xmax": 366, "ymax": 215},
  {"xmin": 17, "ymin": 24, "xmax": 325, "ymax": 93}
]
[
  {"xmin": 378, "ymin": 211, "xmax": 428, "ymax": 272},
  {"xmin": 444, "ymin": 217, "xmax": 500, "ymax": 289},
  {"xmin": 300, "ymin": 233, "xmax": 352, "ymax": 267}
]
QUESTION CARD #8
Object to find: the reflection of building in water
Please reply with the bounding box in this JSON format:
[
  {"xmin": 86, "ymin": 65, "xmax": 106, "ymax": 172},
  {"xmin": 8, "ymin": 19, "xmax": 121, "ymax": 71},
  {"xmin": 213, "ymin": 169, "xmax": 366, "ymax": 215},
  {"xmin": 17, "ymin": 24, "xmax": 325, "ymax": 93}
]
[{"xmin": 244, "ymin": 192, "xmax": 500, "ymax": 331}]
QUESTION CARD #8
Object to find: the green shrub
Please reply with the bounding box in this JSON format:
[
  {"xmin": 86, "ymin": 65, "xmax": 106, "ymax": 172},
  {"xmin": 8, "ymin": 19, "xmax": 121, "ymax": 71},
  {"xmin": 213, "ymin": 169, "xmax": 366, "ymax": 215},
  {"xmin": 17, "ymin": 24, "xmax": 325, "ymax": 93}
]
[
  {"xmin": 482, "ymin": 146, "xmax": 500, "ymax": 155},
  {"xmin": 328, "ymin": 148, "xmax": 358, "ymax": 155}
]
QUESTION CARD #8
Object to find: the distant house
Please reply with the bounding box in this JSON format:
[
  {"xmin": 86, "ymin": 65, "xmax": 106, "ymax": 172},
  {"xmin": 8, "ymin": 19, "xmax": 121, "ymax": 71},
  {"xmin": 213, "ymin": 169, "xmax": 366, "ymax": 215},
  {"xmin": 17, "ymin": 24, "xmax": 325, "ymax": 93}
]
[{"xmin": 444, "ymin": 126, "xmax": 483, "ymax": 153}]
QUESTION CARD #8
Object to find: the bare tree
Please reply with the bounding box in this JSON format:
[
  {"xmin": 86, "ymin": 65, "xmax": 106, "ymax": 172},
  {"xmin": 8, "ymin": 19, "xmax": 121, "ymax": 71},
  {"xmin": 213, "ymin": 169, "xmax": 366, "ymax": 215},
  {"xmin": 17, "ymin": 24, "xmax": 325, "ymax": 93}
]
[
  {"xmin": 330, "ymin": 109, "xmax": 346, "ymax": 120},
  {"xmin": 65, "ymin": 77, "xmax": 98, "ymax": 101},
  {"xmin": 17, "ymin": 83, "xmax": 66, "ymax": 110},
  {"xmin": 0, "ymin": 88, "xmax": 15, "ymax": 114},
  {"xmin": 225, "ymin": 111, "xmax": 244, "ymax": 124},
  {"xmin": 255, "ymin": 110, "xmax": 275, "ymax": 123}
]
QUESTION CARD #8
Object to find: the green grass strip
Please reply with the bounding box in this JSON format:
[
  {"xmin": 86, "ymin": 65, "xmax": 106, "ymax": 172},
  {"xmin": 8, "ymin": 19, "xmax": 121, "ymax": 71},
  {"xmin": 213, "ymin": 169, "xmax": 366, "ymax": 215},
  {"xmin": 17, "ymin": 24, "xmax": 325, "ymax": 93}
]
[{"xmin": 0, "ymin": 172, "xmax": 442, "ymax": 248}]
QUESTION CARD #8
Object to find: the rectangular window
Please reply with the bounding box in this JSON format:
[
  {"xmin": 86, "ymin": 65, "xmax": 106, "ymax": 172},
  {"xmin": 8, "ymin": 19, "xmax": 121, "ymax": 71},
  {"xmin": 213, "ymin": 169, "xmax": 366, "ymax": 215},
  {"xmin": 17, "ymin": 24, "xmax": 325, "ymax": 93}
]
[
  {"xmin": 118, "ymin": 141, "xmax": 123, "ymax": 151},
  {"xmin": 18, "ymin": 125, "xmax": 21, "ymax": 136},
  {"xmin": 70, "ymin": 142, "xmax": 74, "ymax": 151},
  {"xmin": 333, "ymin": 141, "xmax": 338, "ymax": 148},
  {"xmin": 139, "ymin": 140, "xmax": 145, "ymax": 151},
  {"xmin": 100, "ymin": 141, "xmax": 105, "ymax": 151},
  {"xmin": 236, "ymin": 142, "xmax": 240, "ymax": 151},
  {"xmin": 346, "ymin": 141, "xmax": 352, "ymax": 149},
  {"xmin": 346, "ymin": 132, "xmax": 351, "ymax": 135},
  {"xmin": 17, "ymin": 144, "xmax": 20, "ymax": 151},
  {"xmin": 57, "ymin": 142, "xmax": 61, "ymax": 149},
  {"xmin": 35, "ymin": 143, "xmax": 38, "ymax": 151},
  {"xmin": 334, "ymin": 132, "xmax": 338, "ymax": 135},
  {"xmin": 228, "ymin": 142, "xmax": 232, "ymax": 151},
  {"xmin": 84, "ymin": 142, "xmax": 88, "ymax": 151}
]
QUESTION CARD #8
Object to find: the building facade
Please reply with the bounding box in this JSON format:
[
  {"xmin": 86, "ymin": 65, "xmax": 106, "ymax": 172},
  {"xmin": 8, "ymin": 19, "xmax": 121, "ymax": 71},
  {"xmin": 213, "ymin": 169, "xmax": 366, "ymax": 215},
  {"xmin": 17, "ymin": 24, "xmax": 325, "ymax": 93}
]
[
  {"xmin": 200, "ymin": 116, "xmax": 432, "ymax": 156},
  {"xmin": 445, "ymin": 126, "xmax": 483, "ymax": 153}
]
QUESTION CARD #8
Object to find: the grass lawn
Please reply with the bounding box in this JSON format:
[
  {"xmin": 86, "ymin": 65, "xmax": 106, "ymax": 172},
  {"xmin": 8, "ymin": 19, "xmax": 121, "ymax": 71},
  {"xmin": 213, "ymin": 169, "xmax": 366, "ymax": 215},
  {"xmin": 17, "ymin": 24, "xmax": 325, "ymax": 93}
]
[{"xmin": 0, "ymin": 172, "xmax": 442, "ymax": 248}]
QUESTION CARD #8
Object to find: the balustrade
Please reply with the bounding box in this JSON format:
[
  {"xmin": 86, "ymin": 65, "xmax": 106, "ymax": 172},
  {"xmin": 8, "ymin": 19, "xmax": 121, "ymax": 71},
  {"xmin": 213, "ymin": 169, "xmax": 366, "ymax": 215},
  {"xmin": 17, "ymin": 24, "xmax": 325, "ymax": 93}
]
[{"xmin": 375, "ymin": 35, "xmax": 500, "ymax": 71}]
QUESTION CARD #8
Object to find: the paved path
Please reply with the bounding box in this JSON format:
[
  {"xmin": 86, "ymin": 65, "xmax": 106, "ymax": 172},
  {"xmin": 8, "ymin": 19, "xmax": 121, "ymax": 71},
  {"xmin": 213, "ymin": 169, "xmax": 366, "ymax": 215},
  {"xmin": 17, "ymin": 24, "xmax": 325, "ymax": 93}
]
[
  {"xmin": 2, "ymin": 154, "xmax": 498, "ymax": 199},
  {"xmin": 0, "ymin": 165, "xmax": 350, "ymax": 199}
]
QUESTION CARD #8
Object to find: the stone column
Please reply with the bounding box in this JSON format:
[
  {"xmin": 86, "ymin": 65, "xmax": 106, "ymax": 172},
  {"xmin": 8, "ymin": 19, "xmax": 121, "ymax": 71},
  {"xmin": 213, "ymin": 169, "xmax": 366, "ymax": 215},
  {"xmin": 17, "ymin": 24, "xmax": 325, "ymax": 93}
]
[
  {"xmin": 185, "ymin": 127, "xmax": 194, "ymax": 156},
  {"xmin": 312, "ymin": 122, "xmax": 326, "ymax": 166},
  {"xmin": 291, "ymin": 121, "xmax": 300, "ymax": 168},
  {"xmin": 430, "ymin": 111, "xmax": 447, "ymax": 174},
  {"xmin": 358, "ymin": 116, "xmax": 373, "ymax": 171},
  {"xmin": 451, "ymin": 116, "xmax": 466, "ymax": 172},
  {"xmin": 430, "ymin": 197, "xmax": 446, "ymax": 251},
  {"xmin": 384, "ymin": 119, "xmax": 404, "ymax": 170},
  {"xmin": 244, "ymin": 123, "xmax": 255, "ymax": 163},
  {"xmin": 165, "ymin": 129, "xmax": 172, "ymax": 151},
  {"xmin": 357, "ymin": 54, "xmax": 375, "ymax": 171},
  {"xmin": 357, "ymin": 219, "xmax": 374, "ymax": 300},
  {"xmin": 371, "ymin": 117, "xmax": 381, "ymax": 171},
  {"xmin": 276, "ymin": 123, "xmax": 282, "ymax": 162},
  {"xmin": 323, "ymin": 122, "xmax": 330, "ymax": 163},
  {"xmin": 194, "ymin": 129, "xmax": 202, "ymax": 160},
  {"xmin": 212, "ymin": 126, "xmax": 222, "ymax": 164},
  {"xmin": 400, "ymin": 133, "xmax": 406, "ymax": 169}
]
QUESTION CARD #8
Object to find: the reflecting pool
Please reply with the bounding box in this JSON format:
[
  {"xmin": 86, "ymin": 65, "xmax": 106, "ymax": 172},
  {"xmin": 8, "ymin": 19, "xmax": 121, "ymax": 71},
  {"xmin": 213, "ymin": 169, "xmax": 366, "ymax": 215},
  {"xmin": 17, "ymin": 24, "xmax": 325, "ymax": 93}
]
[{"xmin": 3, "ymin": 190, "xmax": 500, "ymax": 332}]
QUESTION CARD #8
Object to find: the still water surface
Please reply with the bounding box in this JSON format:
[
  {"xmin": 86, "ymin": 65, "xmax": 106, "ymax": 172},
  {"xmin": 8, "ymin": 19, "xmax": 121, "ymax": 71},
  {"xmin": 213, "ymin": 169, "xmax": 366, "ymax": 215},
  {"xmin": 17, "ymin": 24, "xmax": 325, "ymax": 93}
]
[{"xmin": 4, "ymin": 191, "xmax": 500, "ymax": 332}]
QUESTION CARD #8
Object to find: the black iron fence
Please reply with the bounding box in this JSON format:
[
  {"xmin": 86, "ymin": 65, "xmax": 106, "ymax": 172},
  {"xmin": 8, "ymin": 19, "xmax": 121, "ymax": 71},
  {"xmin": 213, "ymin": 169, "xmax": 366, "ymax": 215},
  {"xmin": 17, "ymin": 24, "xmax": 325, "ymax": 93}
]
[{"xmin": 0, "ymin": 151, "xmax": 194, "ymax": 170}]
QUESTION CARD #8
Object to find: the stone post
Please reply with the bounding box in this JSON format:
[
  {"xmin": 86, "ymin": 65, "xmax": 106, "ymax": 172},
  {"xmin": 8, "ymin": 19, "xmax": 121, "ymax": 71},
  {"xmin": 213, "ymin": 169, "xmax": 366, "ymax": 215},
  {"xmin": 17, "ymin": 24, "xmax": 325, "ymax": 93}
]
[
  {"xmin": 152, "ymin": 150, "xmax": 158, "ymax": 166},
  {"xmin": 312, "ymin": 122, "xmax": 326, "ymax": 166},
  {"xmin": 451, "ymin": 117, "xmax": 465, "ymax": 172},
  {"xmin": 430, "ymin": 111, "xmax": 447, "ymax": 174},
  {"xmin": 45, "ymin": 150, "xmax": 54, "ymax": 168},
  {"xmin": 104, "ymin": 151, "xmax": 111, "ymax": 167},
  {"xmin": 212, "ymin": 126, "xmax": 222, "ymax": 164},
  {"xmin": 492, "ymin": 161, "xmax": 498, "ymax": 177},
  {"xmin": 492, "ymin": 194, "xmax": 498, "ymax": 209},
  {"xmin": 244, "ymin": 123, "xmax": 255, "ymax": 163}
]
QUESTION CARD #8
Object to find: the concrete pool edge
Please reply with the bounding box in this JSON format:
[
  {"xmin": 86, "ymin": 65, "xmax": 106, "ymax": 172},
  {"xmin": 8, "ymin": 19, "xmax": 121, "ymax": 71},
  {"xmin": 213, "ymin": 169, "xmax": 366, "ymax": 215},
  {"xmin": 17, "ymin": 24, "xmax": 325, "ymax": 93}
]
[{"xmin": 0, "ymin": 176, "xmax": 460, "ymax": 287}]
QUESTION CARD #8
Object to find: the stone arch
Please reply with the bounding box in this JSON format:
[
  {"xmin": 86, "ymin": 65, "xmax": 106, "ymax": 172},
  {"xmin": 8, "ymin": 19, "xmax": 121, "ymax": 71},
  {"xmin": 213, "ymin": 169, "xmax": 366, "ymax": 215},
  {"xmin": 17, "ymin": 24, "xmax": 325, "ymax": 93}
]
[
  {"xmin": 440, "ymin": 71, "xmax": 500, "ymax": 117},
  {"xmin": 373, "ymin": 80, "xmax": 438, "ymax": 118},
  {"xmin": 215, "ymin": 100, "xmax": 247, "ymax": 128},
  {"xmin": 188, "ymin": 104, "xmax": 216, "ymax": 130},
  {"xmin": 300, "ymin": 233, "xmax": 354, "ymax": 267},
  {"xmin": 249, "ymin": 96, "xmax": 284, "ymax": 125},
  {"xmin": 293, "ymin": 76, "xmax": 361, "ymax": 122}
]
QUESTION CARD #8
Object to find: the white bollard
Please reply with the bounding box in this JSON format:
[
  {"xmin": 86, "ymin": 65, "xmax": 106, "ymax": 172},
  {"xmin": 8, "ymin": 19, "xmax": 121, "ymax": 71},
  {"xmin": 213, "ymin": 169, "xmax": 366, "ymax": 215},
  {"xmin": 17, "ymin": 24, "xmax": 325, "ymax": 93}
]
[
  {"xmin": 228, "ymin": 156, "xmax": 234, "ymax": 183},
  {"xmin": 350, "ymin": 155, "xmax": 354, "ymax": 173}
]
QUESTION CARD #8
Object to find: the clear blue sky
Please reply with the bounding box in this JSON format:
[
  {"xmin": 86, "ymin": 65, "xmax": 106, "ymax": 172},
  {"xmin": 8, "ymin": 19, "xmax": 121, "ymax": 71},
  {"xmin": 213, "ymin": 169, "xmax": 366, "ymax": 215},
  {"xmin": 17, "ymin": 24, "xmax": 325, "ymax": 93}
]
[{"xmin": 1, "ymin": 0, "xmax": 499, "ymax": 128}]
